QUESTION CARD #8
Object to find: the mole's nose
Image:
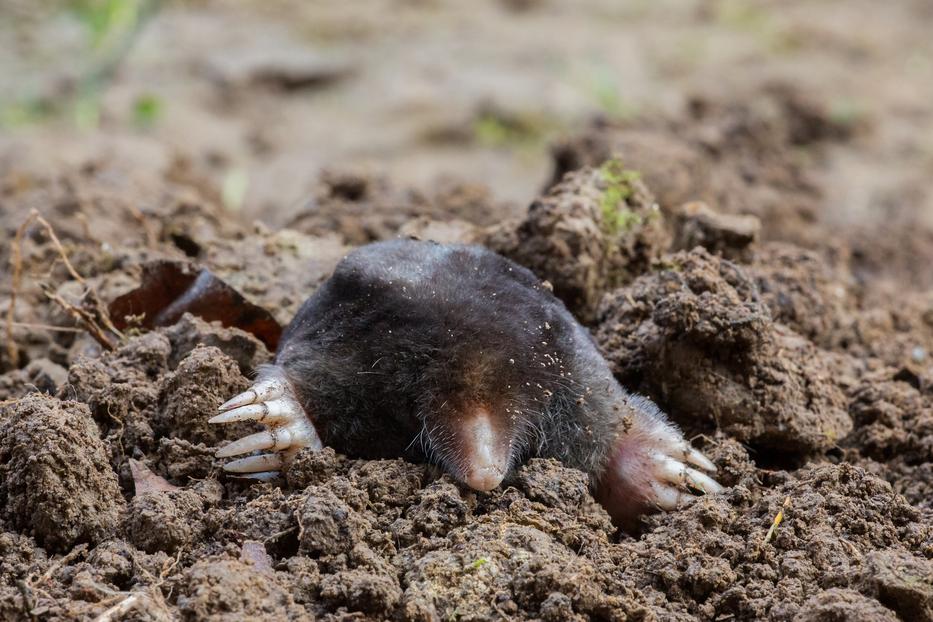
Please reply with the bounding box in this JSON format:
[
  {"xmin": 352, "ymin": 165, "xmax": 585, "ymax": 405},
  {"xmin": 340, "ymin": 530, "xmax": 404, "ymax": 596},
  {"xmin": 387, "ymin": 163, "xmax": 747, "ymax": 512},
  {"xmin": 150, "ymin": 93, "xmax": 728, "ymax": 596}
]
[
  {"xmin": 455, "ymin": 406, "xmax": 509, "ymax": 492},
  {"xmin": 464, "ymin": 464, "xmax": 505, "ymax": 491}
]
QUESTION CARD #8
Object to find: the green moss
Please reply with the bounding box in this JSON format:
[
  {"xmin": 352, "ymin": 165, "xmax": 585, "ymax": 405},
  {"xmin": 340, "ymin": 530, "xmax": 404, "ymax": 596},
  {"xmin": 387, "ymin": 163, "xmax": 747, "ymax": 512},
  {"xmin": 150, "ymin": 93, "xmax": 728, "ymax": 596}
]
[{"xmin": 598, "ymin": 159, "xmax": 643, "ymax": 234}]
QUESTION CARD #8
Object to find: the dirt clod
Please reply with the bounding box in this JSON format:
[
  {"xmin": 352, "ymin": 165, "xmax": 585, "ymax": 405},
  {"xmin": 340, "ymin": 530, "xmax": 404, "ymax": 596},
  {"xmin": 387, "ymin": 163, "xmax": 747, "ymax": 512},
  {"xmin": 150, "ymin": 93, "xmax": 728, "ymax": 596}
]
[
  {"xmin": 485, "ymin": 164, "xmax": 667, "ymax": 323},
  {"xmin": 0, "ymin": 395, "xmax": 124, "ymax": 553},
  {"xmin": 157, "ymin": 344, "xmax": 251, "ymax": 446},
  {"xmin": 672, "ymin": 200, "xmax": 761, "ymax": 260},
  {"xmin": 174, "ymin": 557, "xmax": 303, "ymax": 620},
  {"xmin": 597, "ymin": 248, "xmax": 852, "ymax": 455}
]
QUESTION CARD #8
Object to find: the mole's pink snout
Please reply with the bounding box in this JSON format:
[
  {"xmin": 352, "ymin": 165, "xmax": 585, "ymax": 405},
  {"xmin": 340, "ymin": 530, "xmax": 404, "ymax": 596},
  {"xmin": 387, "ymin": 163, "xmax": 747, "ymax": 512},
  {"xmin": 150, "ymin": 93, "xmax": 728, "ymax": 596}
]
[{"xmin": 456, "ymin": 407, "xmax": 510, "ymax": 492}]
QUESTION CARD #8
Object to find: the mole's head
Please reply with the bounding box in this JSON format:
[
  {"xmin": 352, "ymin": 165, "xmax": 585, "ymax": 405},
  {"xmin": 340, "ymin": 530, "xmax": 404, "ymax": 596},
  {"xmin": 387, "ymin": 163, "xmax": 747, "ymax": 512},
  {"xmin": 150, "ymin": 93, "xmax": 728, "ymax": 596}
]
[{"xmin": 404, "ymin": 287, "xmax": 578, "ymax": 492}]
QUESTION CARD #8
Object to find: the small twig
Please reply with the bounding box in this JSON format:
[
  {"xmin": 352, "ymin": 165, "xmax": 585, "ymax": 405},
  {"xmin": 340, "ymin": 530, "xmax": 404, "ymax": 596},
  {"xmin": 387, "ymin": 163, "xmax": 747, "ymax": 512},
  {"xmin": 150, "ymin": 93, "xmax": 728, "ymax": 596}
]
[
  {"xmin": 42, "ymin": 286, "xmax": 115, "ymax": 351},
  {"xmin": 160, "ymin": 550, "xmax": 182, "ymax": 580},
  {"xmin": 32, "ymin": 543, "xmax": 88, "ymax": 586},
  {"xmin": 30, "ymin": 211, "xmax": 124, "ymax": 341},
  {"xmin": 93, "ymin": 592, "xmax": 143, "ymax": 622},
  {"xmin": 6, "ymin": 209, "xmax": 126, "ymax": 363},
  {"xmin": 30, "ymin": 210, "xmax": 86, "ymax": 286}
]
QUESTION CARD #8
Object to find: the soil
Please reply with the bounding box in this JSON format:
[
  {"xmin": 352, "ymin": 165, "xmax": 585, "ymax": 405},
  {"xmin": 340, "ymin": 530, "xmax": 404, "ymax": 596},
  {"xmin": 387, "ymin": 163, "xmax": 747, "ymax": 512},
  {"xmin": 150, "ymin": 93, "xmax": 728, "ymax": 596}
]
[{"xmin": 2, "ymin": 1, "xmax": 933, "ymax": 621}]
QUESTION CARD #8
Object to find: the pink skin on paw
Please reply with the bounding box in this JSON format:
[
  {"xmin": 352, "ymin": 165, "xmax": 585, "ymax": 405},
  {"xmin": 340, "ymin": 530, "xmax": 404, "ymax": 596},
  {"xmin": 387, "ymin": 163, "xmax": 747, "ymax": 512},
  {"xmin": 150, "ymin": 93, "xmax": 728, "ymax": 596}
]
[
  {"xmin": 595, "ymin": 432, "xmax": 667, "ymax": 529},
  {"xmin": 594, "ymin": 420, "xmax": 721, "ymax": 530}
]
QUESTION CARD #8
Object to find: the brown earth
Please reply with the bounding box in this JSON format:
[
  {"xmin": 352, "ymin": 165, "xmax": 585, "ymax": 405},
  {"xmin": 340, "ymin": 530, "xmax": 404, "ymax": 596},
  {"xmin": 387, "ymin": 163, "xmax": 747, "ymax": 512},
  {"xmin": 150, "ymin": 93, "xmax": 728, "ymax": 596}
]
[{"xmin": 2, "ymin": 1, "xmax": 933, "ymax": 620}]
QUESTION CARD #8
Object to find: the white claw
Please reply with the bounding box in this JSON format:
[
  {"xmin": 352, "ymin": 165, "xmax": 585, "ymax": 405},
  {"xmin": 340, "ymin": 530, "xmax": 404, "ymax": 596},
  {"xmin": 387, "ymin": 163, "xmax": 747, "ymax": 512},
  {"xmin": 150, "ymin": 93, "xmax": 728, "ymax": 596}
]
[
  {"xmin": 210, "ymin": 403, "xmax": 266, "ymax": 424},
  {"xmin": 218, "ymin": 377, "xmax": 287, "ymax": 412},
  {"xmin": 653, "ymin": 454, "xmax": 723, "ymax": 496},
  {"xmin": 216, "ymin": 430, "xmax": 280, "ymax": 458},
  {"xmin": 685, "ymin": 445, "xmax": 717, "ymax": 472},
  {"xmin": 224, "ymin": 453, "xmax": 284, "ymax": 473},
  {"xmin": 651, "ymin": 482, "xmax": 684, "ymax": 510},
  {"xmin": 685, "ymin": 467, "xmax": 722, "ymax": 494},
  {"xmin": 209, "ymin": 398, "xmax": 296, "ymax": 424},
  {"xmin": 654, "ymin": 454, "xmax": 690, "ymax": 485},
  {"xmin": 234, "ymin": 471, "xmax": 280, "ymax": 481}
]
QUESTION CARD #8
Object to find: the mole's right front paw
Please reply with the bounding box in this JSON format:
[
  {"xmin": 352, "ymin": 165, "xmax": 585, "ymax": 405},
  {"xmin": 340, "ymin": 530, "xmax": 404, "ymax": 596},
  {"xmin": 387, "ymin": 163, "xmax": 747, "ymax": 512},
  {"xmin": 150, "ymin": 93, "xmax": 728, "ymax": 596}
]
[
  {"xmin": 595, "ymin": 402, "xmax": 722, "ymax": 529},
  {"xmin": 209, "ymin": 371, "xmax": 322, "ymax": 478}
]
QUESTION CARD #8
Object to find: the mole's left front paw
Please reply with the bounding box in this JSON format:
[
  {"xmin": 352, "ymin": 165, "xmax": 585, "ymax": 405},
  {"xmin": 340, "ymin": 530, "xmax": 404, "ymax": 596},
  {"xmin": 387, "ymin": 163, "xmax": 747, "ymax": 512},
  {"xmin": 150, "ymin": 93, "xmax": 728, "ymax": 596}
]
[
  {"xmin": 209, "ymin": 370, "xmax": 322, "ymax": 479},
  {"xmin": 595, "ymin": 406, "xmax": 722, "ymax": 528}
]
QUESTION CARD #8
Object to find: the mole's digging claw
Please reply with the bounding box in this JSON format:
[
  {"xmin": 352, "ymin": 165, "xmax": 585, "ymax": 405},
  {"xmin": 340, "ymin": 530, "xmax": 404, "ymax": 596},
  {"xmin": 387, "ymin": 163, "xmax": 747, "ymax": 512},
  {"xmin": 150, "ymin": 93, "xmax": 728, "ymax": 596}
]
[
  {"xmin": 224, "ymin": 453, "xmax": 284, "ymax": 472},
  {"xmin": 650, "ymin": 482, "xmax": 685, "ymax": 511},
  {"xmin": 596, "ymin": 401, "xmax": 723, "ymax": 526},
  {"xmin": 211, "ymin": 367, "xmax": 322, "ymax": 474},
  {"xmin": 217, "ymin": 377, "xmax": 287, "ymax": 411},
  {"xmin": 653, "ymin": 452, "xmax": 722, "ymax": 494},
  {"xmin": 645, "ymin": 426, "xmax": 723, "ymax": 504},
  {"xmin": 209, "ymin": 398, "xmax": 301, "ymax": 424},
  {"xmin": 233, "ymin": 471, "xmax": 280, "ymax": 481},
  {"xmin": 683, "ymin": 443, "xmax": 717, "ymax": 473}
]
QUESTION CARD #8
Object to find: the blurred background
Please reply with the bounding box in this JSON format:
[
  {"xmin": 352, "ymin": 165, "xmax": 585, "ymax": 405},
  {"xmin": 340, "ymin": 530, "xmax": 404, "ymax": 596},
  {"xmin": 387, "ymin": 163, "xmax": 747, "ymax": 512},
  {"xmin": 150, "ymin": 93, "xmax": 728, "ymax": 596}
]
[{"xmin": 2, "ymin": 0, "xmax": 932, "ymax": 231}]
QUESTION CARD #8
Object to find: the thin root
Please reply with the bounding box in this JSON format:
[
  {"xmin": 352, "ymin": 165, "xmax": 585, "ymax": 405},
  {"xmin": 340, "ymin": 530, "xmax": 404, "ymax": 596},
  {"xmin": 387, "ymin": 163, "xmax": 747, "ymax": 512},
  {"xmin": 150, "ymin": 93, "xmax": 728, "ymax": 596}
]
[
  {"xmin": 5, "ymin": 209, "xmax": 125, "ymax": 358},
  {"xmin": 43, "ymin": 286, "xmax": 115, "ymax": 352}
]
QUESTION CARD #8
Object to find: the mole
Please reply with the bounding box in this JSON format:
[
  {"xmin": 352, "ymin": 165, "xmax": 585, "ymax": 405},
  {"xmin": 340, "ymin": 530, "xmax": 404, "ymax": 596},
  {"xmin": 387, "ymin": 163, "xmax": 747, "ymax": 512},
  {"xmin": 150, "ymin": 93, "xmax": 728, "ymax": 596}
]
[{"xmin": 210, "ymin": 239, "xmax": 721, "ymax": 527}]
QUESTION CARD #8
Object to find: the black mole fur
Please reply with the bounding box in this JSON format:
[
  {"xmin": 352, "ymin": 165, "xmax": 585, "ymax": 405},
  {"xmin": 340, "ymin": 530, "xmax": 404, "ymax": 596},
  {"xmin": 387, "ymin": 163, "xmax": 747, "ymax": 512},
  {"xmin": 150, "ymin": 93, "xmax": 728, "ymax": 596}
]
[{"xmin": 275, "ymin": 238, "xmax": 663, "ymax": 482}]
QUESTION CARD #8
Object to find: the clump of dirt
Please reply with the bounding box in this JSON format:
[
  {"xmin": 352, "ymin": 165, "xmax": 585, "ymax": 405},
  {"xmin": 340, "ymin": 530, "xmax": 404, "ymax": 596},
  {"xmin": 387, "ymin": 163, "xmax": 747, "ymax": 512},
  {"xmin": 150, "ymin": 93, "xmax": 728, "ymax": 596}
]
[
  {"xmin": 840, "ymin": 372, "xmax": 933, "ymax": 509},
  {"xmin": 671, "ymin": 201, "xmax": 761, "ymax": 261},
  {"xmin": 174, "ymin": 557, "xmax": 306, "ymax": 620},
  {"xmin": 125, "ymin": 481, "xmax": 223, "ymax": 554},
  {"xmin": 156, "ymin": 344, "xmax": 251, "ymax": 446},
  {"xmin": 0, "ymin": 394, "xmax": 124, "ymax": 553},
  {"xmin": 845, "ymin": 373, "xmax": 932, "ymax": 465},
  {"xmin": 795, "ymin": 588, "xmax": 899, "ymax": 622},
  {"xmin": 596, "ymin": 248, "xmax": 852, "ymax": 456},
  {"xmin": 61, "ymin": 317, "xmax": 266, "ymax": 493},
  {"xmin": 749, "ymin": 242, "xmax": 855, "ymax": 348},
  {"xmin": 485, "ymin": 162, "xmax": 667, "ymax": 322}
]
